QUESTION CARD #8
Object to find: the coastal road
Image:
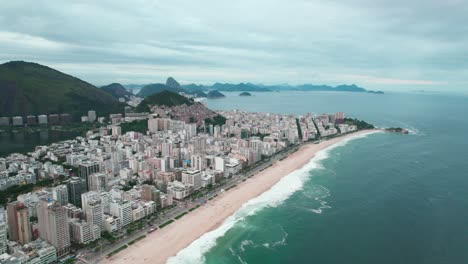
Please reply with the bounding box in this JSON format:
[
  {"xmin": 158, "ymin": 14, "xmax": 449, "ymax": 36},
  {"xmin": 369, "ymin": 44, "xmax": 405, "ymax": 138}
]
[{"xmin": 84, "ymin": 142, "xmax": 305, "ymax": 263}]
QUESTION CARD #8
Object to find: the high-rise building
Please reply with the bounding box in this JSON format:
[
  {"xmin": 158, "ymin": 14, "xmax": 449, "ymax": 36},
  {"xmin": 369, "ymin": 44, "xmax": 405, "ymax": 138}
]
[
  {"xmin": 48, "ymin": 114, "xmax": 60, "ymax": 125},
  {"xmin": 148, "ymin": 118, "xmax": 159, "ymax": 133},
  {"xmin": 141, "ymin": 185, "xmax": 161, "ymax": 210},
  {"xmin": 88, "ymin": 110, "xmax": 96, "ymax": 122},
  {"xmin": 38, "ymin": 115, "xmax": 48, "ymax": 125},
  {"xmin": 52, "ymin": 185, "xmax": 69, "ymax": 206},
  {"xmin": 69, "ymin": 219, "xmax": 92, "ymax": 244},
  {"xmin": 60, "ymin": 113, "xmax": 72, "ymax": 124},
  {"xmin": 0, "ymin": 117, "xmax": 9, "ymax": 126},
  {"xmin": 78, "ymin": 161, "xmax": 101, "ymax": 190},
  {"xmin": 0, "ymin": 208, "xmax": 7, "ymax": 254},
  {"xmin": 81, "ymin": 192, "xmax": 100, "ymax": 212},
  {"xmin": 81, "ymin": 192, "xmax": 103, "ymax": 232},
  {"xmin": 88, "ymin": 173, "xmax": 108, "ymax": 192},
  {"xmin": 111, "ymin": 126, "xmax": 122, "ymax": 136},
  {"xmin": 7, "ymin": 201, "xmax": 32, "ymax": 245},
  {"xmin": 37, "ymin": 200, "xmax": 71, "ymax": 257},
  {"xmin": 182, "ymin": 170, "xmax": 202, "ymax": 190},
  {"xmin": 335, "ymin": 112, "xmax": 345, "ymax": 124},
  {"xmin": 100, "ymin": 192, "xmax": 111, "ymax": 214},
  {"xmin": 27, "ymin": 115, "xmax": 37, "ymax": 125},
  {"xmin": 110, "ymin": 200, "xmax": 132, "ymax": 227},
  {"xmin": 12, "ymin": 116, "xmax": 23, "ymax": 126},
  {"xmin": 84, "ymin": 200, "xmax": 103, "ymax": 240},
  {"xmin": 67, "ymin": 177, "xmax": 86, "ymax": 207},
  {"xmin": 192, "ymin": 136, "xmax": 207, "ymax": 154}
]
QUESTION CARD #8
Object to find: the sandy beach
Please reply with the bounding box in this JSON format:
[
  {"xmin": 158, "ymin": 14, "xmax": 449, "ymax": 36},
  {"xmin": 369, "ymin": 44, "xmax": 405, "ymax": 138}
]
[{"xmin": 102, "ymin": 130, "xmax": 375, "ymax": 264}]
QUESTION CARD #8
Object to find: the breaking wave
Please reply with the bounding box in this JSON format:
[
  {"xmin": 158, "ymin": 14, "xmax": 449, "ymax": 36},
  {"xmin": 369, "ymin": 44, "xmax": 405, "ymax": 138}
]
[{"xmin": 167, "ymin": 131, "xmax": 377, "ymax": 264}]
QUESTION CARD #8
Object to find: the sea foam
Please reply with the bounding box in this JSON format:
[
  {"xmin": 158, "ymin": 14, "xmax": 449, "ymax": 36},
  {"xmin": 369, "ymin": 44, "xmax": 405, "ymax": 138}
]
[{"xmin": 167, "ymin": 131, "xmax": 378, "ymax": 264}]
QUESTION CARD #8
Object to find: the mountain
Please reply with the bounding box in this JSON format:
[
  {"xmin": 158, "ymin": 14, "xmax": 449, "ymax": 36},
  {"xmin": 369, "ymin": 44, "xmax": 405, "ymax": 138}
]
[
  {"xmin": 334, "ymin": 84, "xmax": 366, "ymax": 92},
  {"xmin": 187, "ymin": 90, "xmax": 207, "ymax": 98},
  {"xmin": 123, "ymin": 84, "xmax": 146, "ymax": 90},
  {"xmin": 182, "ymin": 82, "xmax": 372, "ymax": 93},
  {"xmin": 134, "ymin": 90, "xmax": 225, "ymax": 127},
  {"xmin": 0, "ymin": 61, "xmax": 124, "ymax": 119},
  {"xmin": 137, "ymin": 83, "xmax": 186, "ymax": 97},
  {"xmin": 182, "ymin": 83, "xmax": 208, "ymax": 91},
  {"xmin": 207, "ymin": 90, "xmax": 225, "ymax": 98},
  {"xmin": 101, "ymin": 83, "xmax": 133, "ymax": 101},
  {"xmin": 137, "ymin": 81, "xmax": 185, "ymax": 97},
  {"xmin": 135, "ymin": 90, "xmax": 193, "ymax": 112},
  {"xmin": 212, "ymin": 82, "xmax": 271, "ymax": 92},
  {"xmin": 166, "ymin": 77, "xmax": 182, "ymax": 90}
]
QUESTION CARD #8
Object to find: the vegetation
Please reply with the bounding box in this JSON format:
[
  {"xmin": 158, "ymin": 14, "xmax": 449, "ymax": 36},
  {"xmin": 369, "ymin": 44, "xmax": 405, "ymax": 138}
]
[
  {"xmin": 101, "ymin": 83, "xmax": 133, "ymax": 100},
  {"xmin": 101, "ymin": 231, "xmax": 117, "ymax": 242},
  {"xmin": 296, "ymin": 118, "xmax": 303, "ymax": 141},
  {"xmin": 137, "ymin": 83, "xmax": 186, "ymax": 97},
  {"xmin": 128, "ymin": 235, "xmax": 146, "ymax": 245},
  {"xmin": 0, "ymin": 177, "xmax": 57, "ymax": 206},
  {"xmin": 0, "ymin": 61, "xmax": 125, "ymax": 119},
  {"xmin": 204, "ymin": 115, "xmax": 226, "ymax": 127},
  {"xmin": 126, "ymin": 221, "xmax": 144, "ymax": 234},
  {"xmin": 344, "ymin": 118, "xmax": 375, "ymax": 130},
  {"xmin": 159, "ymin": 219, "xmax": 175, "ymax": 228},
  {"xmin": 108, "ymin": 245, "xmax": 128, "ymax": 257},
  {"xmin": 239, "ymin": 92, "xmax": 252, "ymax": 96},
  {"xmin": 188, "ymin": 205, "xmax": 200, "ymax": 212},
  {"xmin": 135, "ymin": 90, "xmax": 194, "ymax": 112},
  {"xmin": 120, "ymin": 120, "xmax": 148, "ymax": 134},
  {"xmin": 386, "ymin": 127, "xmax": 408, "ymax": 133},
  {"xmin": 207, "ymin": 90, "xmax": 225, "ymax": 98},
  {"xmin": 174, "ymin": 212, "xmax": 188, "ymax": 220}
]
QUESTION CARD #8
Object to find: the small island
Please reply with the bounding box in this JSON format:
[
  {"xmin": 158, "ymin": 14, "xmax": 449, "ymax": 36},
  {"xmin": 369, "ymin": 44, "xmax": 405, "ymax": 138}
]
[
  {"xmin": 207, "ymin": 90, "xmax": 226, "ymax": 99},
  {"xmin": 385, "ymin": 127, "xmax": 409, "ymax": 134},
  {"xmin": 367, "ymin": 90, "xmax": 385, "ymax": 94},
  {"xmin": 239, "ymin": 92, "xmax": 252, "ymax": 96}
]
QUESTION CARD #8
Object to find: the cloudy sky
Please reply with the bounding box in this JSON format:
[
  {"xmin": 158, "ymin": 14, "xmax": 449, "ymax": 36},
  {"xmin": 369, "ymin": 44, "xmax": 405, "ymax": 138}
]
[{"xmin": 1, "ymin": 0, "xmax": 467, "ymax": 91}]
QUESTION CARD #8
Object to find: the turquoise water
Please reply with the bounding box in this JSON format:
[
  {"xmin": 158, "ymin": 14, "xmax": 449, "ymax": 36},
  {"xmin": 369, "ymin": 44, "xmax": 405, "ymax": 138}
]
[{"xmin": 169, "ymin": 91, "xmax": 468, "ymax": 264}]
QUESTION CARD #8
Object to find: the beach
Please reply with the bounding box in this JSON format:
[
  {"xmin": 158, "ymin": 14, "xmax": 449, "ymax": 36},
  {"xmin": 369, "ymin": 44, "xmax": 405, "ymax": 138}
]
[{"xmin": 102, "ymin": 130, "xmax": 375, "ymax": 264}]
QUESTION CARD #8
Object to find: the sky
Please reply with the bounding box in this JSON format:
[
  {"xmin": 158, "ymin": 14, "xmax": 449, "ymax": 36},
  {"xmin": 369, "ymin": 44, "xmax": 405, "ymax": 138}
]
[{"xmin": 1, "ymin": 0, "xmax": 467, "ymax": 91}]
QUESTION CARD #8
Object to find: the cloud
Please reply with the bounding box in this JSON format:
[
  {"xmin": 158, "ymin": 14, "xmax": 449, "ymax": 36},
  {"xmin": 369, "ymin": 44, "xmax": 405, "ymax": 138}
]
[
  {"xmin": 0, "ymin": 31, "xmax": 67, "ymax": 50},
  {"xmin": 338, "ymin": 74, "xmax": 441, "ymax": 85},
  {"xmin": 0, "ymin": 0, "xmax": 467, "ymax": 90}
]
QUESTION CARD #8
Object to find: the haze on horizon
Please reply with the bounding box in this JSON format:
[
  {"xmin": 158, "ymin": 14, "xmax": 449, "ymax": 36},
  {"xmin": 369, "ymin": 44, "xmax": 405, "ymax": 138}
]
[{"xmin": 1, "ymin": 0, "xmax": 467, "ymax": 91}]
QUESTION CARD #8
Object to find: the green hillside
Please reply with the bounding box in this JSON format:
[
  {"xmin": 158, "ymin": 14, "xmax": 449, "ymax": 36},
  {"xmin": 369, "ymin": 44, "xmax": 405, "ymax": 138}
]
[
  {"xmin": 207, "ymin": 90, "xmax": 225, "ymax": 98},
  {"xmin": 137, "ymin": 83, "xmax": 186, "ymax": 97},
  {"xmin": 135, "ymin": 90, "xmax": 193, "ymax": 112},
  {"xmin": 0, "ymin": 61, "xmax": 125, "ymax": 119},
  {"xmin": 101, "ymin": 83, "xmax": 133, "ymax": 100}
]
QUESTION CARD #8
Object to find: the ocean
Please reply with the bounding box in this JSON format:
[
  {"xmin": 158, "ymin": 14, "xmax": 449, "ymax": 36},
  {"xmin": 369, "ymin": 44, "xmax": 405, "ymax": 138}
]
[{"xmin": 168, "ymin": 91, "xmax": 468, "ymax": 264}]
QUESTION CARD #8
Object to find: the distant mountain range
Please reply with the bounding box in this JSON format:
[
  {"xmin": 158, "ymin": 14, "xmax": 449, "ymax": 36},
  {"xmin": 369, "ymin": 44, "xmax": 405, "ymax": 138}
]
[
  {"xmin": 125, "ymin": 80, "xmax": 383, "ymax": 95},
  {"xmin": 182, "ymin": 83, "xmax": 377, "ymax": 93},
  {"xmin": 0, "ymin": 60, "xmax": 382, "ymax": 120},
  {"xmin": 137, "ymin": 77, "xmax": 186, "ymax": 97},
  {"xmin": 0, "ymin": 61, "xmax": 125, "ymax": 119}
]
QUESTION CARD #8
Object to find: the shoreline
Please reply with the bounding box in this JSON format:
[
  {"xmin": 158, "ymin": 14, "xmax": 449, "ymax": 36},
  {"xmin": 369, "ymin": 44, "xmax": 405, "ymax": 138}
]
[{"xmin": 102, "ymin": 129, "xmax": 377, "ymax": 264}]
